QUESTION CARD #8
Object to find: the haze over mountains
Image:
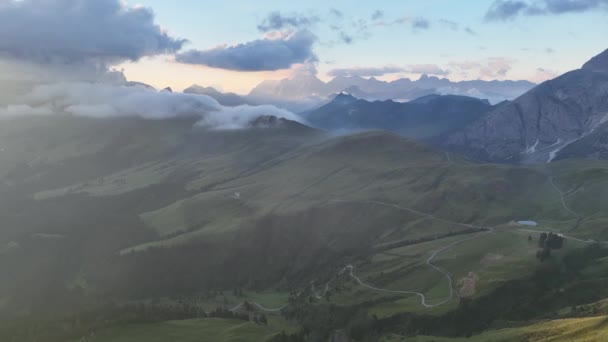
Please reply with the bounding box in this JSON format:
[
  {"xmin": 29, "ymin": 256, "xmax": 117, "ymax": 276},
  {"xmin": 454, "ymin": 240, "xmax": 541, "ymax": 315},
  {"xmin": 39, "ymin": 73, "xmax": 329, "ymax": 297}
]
[
  {"xmin": 3, "ymin": 0, "xmax": 608, "ymax": 340},
  {"xmin": 305, "ymin": 93, "xmax": 495, "ymax": 140},
  {"xmin": 116, "ymin": 48, "xmax": 608, "ymax": 166},
  {"xmin": 181, "ymin": 73, "xmax": 535, "ymax": 112},
  {"xmin": 248, "ymin": 73, "xmax": 535, "ymax": 109},
  {"xmin": 174, "ymin": 48, "xmax": 608, "ymax": 165}
]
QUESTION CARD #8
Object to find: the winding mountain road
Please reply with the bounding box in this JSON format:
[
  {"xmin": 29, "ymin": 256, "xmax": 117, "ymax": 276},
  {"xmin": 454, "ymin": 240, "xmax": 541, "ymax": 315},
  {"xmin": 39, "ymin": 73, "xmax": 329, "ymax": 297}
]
[
  {"xmin": 327, "ymin": 200, "xmax": 493, "ymax": 307},
  {"xmin": 229, "ymin": 200, "xmax": 493, "ymax": 312},
  {"xmin": 311, "ymin": 280, "xmax": 331, "ymax": 299},
  {"xmin": 228, "ymin": 176, "xmax": 605, "ymax": 313},
  {"xmin": 344, "ymin": 227, "xmax": 493, "ymax": 308},
  {"xmin": 331, "ymin": 199, "xmax": 486, "ymax": 230},
  {"xmin": 550, "ymin": 177, "xmax": 583, "ymax": 231}
]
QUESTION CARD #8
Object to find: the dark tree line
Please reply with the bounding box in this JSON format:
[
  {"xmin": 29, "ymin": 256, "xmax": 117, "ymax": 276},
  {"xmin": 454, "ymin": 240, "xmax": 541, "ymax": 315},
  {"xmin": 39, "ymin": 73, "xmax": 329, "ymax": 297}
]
[{"xmin": 536, "ymin": 232, "xmax": 564, "ymax": 262}]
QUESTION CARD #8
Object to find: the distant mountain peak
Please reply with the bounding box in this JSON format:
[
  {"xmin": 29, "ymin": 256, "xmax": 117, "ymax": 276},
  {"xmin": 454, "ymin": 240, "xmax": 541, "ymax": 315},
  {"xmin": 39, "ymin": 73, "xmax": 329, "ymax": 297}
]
[
  {"xmin": 185, "ymin": 84, "xmax": 216, "ymax": 93},
  {"xmin": 331, "ymin": 92, "xmax": 359, "ymax": 105},
  {"xmin": 184, "ymin": 84, "xmax": 250, "ymax": 107},
  {"xmin": 248, "ymin": 115, "xmax": 318, "ymax": 134},
  {"xmin": 582, "ymin": 48, "xmax": 608, "ymax": 74}
]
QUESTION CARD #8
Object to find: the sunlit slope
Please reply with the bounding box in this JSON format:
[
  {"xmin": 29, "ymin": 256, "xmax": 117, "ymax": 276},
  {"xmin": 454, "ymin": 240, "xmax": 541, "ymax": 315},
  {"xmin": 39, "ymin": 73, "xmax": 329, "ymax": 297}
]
[{"xmin": 384, "ymin": 315, "xmax": 608, "ymax": 341}]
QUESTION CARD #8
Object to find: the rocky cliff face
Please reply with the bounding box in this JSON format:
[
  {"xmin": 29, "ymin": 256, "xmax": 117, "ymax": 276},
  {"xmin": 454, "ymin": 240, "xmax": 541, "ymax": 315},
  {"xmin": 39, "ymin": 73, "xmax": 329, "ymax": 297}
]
[{"xmin": 443, "ymin": 48, "xmax": 608, "ymax": 163}]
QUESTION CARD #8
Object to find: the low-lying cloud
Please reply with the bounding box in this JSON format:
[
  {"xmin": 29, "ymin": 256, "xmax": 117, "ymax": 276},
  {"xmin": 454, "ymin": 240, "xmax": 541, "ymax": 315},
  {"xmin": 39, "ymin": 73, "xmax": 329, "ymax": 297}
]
[
  {"xmin": 328, "ymin": 66, "xmax": 404, "ymax": 77},
  {"xmin": 450, "ymin": 58, "xmax": 515, "ymax": 79},
  {"xmin": 407, "ymin": 64, "xmax": 450, "ymax": 76},
  {"xmin": 327, "ymin": 64, "xmax": 451, "ymax": 78},
  {"xmin": 0, "ymin": 82, "xmax": 303, "ymax": 130},
  {"xmin": 176, "ymin": 30, "xmax": 317, "ymax": 72}
]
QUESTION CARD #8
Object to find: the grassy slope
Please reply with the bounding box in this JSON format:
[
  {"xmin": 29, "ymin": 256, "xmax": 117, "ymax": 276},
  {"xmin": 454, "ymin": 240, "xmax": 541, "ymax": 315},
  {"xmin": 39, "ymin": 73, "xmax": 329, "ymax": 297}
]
[
  {"xmin": 120, "ymin": 132, "xmax": 584, "ymax": 253},
  {"xmin": 3, "ymin": 117, "xmax": 608, "ymax": 340},
  {"xmin": 79, "ymin": 318, "xmax": 285, "ymax": 342},
  {"xmin": 383, "ymin": 315, "xmax": 608, "ymax": 341}
]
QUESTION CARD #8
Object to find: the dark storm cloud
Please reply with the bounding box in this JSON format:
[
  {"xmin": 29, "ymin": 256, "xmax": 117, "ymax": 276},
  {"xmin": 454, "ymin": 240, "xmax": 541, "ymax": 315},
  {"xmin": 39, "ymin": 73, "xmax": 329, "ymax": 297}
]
[
  {"xmin": 175, "ymin": 30, "xmax": 317, "ymax": 71},
  {"xmin": 0, "ymin": 0, "xmax": 186, "ymax": 64},
  {"xmin": 485, "ymin": 0, "xmax": 608, "ymax": 21}
]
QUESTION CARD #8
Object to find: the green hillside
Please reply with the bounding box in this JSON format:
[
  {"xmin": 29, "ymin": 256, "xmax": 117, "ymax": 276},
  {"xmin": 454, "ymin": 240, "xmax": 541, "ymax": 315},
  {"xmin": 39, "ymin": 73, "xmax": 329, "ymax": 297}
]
[
  {"xmin": 1, "ymin": 116, "xmax": 608, "ymax": 341},
  {"xmin": 384, "ymin": 315, "xmax": 608, "ymax": 341}
]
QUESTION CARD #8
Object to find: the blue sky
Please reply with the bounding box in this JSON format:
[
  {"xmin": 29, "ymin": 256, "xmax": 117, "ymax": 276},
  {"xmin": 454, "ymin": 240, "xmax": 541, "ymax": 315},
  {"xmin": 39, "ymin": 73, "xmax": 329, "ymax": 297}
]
[{"xmin": 117, "ymin": 0, "xmax": 608, "ymax": 93}]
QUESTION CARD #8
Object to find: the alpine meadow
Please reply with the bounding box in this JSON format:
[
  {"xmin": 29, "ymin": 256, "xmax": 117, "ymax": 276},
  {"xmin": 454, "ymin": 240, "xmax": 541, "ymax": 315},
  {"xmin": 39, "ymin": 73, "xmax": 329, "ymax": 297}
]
[{"xmin": 1, "ymin": 1, "xmax": 608, "ymax": 341}]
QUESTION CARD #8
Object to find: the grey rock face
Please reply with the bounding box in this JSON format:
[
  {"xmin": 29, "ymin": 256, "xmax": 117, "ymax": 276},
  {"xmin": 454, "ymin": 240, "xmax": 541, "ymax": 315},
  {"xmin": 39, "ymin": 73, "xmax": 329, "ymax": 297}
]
[
  {"xmin": 582, "ymin": 48, "xmax": 608, "ymax": 74},
  {"xmin": 443, "ymin": 49, "xmax": 608, "ymax": 163}
]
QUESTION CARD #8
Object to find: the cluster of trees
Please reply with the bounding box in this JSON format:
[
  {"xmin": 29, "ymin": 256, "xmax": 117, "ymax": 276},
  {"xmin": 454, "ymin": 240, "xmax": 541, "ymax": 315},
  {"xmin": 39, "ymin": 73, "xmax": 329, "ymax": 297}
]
[{"xmin": 536, "ymin": 232, "xmax": 564, "ymax": 262}]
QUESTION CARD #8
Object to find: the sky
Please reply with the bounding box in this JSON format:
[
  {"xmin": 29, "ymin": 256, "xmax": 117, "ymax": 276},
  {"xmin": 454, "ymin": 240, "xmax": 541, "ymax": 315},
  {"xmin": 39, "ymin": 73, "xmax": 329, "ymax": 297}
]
[
  {"xmin": 0, "ymin": 0, "xmax": 606, "ymax": 96},
  {"xmin": 113, "ymin": 0, "xmax": 608, "ymax": 93}
]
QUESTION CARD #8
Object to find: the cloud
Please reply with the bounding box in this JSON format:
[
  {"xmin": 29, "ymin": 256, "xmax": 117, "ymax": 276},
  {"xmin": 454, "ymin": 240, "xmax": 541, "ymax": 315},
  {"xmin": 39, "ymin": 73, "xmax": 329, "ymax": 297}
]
[
  {"xmin": 412, "ymin": 17, "xmax": 431, "ymax": 30},
  {"xmin": 485, "ymin": 0, "xmax": 608, "ymax": 21},
  {"xmin": 407, "ymin": 64, "xmax": 450, "ymax": 76},
  {"xmin": 330, "ymin": 8, "xmax": 343, "ymax": 18},
  {"xmin": 0, "ymin": 0, "xmax": 186, "ymax": 65},
  {"xmin": 543, "ymin": 0, "xmax": 608, "ymax": 13},
  {"xmin": 0, "ymin": 82, "xmax": 303, "ymax": 129},
  {"xmin": 0, "ymin": 104, "xmax": 53, "ymax": 117},
  {"xmin": 449, "ymin": 58, "xmax": 516, "ymax": 79},
  {"xmin": 371, "ymin": 10, "xmax": 384, "ymax": 20},
  {"xmin": 339, "ymin": 32, "xmax": 354, "ymax": 44},
  {"xmin": 485, "ymin": 0, "xmax": 528, "ymax": 20},
  {"xmin": 531, "ymin": 67, "xmax": 560, "ymax": 83},
  {"xmin": 386, "ymin": 16, "xmax": 432, "ymax": 31},
  {"xmin": 290, "ymin": 61, "xmax": 319, "ymax": 78},
  {"xmin": 482, "ymin": 57, "xmax": 514, "ymax": 77},
  {"xmin": 327, "ymin": 66, "xmax": 405, "ymax": 77},
  {"xmin": 439, "ymin": 19, "xmax": 460, "ymax": 31},
  {"xmin": 257, "ymin": 11, "xmax": 320, "ymax": 32},
  {"xmin": 327, "ymin": 64, "xmax": 450, "ymax": 78},
  {"xmin": 176, "ymin": 30, "xmax": 317, "ymax": 71},
  {"xmin": 465, "ymin": 27, "xmax": 478, "ymax": 35}
]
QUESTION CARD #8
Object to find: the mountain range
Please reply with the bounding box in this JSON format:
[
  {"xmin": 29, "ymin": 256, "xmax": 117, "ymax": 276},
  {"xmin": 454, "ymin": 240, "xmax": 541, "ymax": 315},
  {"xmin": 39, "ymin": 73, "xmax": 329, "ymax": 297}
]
[
  {"xmin": 443, "ymin": 48, "xmax": 608, "ymax": 163},
  {"xmin": 304, "ymin": 93, "xmax": 495, "ymax": 140},
  {"xmin": 183, "ymin": 85, "xmax": 254, "ymax": 107},
  {"xmin": 248, "ymin": 73, "xmax": 535, "ymax": 105},
  {"xmin": 183, "ymin": 74, "xmax": 535, "ymax": 112}
]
